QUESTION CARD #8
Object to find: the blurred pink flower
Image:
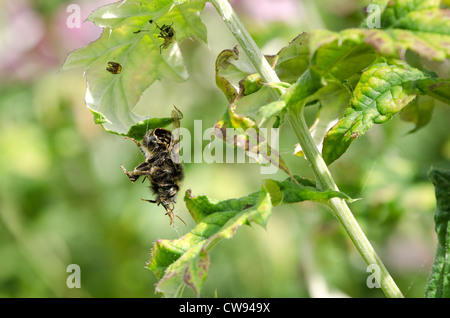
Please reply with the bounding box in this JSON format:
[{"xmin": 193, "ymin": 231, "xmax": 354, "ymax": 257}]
[
  {"xmin": 231, "ymin": 0, "xmax": 304, "ymax": 24},
  {"xmin": 0, "ymin": 0, "xmax": 117, "ymax": 82},
  {"xmin": 0, "ymin": 0, "xmax": 46, "ymax": 80},
  {"xmin": 52, "ymin": 0, "xmax": 117, "ymax": 54}
]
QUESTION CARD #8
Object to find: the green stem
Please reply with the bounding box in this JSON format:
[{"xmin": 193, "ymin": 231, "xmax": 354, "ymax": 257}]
[
  {"xmin": 211, "ymin": 0, "xmax": 404, "ymax": 298},
  {"xmin": 288, "ymin": 110, "xmax": 403, "ymax": 298}
]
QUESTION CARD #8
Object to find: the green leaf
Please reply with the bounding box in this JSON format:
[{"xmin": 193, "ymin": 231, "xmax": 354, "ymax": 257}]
[
  {"xmin": 274, "ymin": 33, "xmax": 310, "ymax": 83},
  {"xmin": 214, "ymin": 46, "xmax": 260, "ymax": 101},
  {"xmin": 278, "ymin": 2, "xmax": 450, "ymax": 81},
  {"xmin": 257, "ymin": 100, "xmax": 287, "ymax": 127},
  {"xmin": 360, "ymin": 0, "xmax": 450, "ymax": 61},
  {"xmin": 214, "ymin": 103, "xmax": 295, "ymax": 178},
  {"xmin": 213, "ymin": 46, "xmax": 296, "ymax": 177},
  {"xmin": 215, "ymin": 46, "xmax": 242, "ymax": 101},
  {"xmin": 426, "ymin": 168, "xmax": 450, "ymax": 298},
  {"xmin": 308, "ymin": 82, "xmax": 355, "ymax": 148},
  {"xmin": 86, "ymin": 1, "xmax": 170, "ymax": 29},
  {"xmin": 322, "ymin": 60, "xmax": 430, "ymax": 165},
  {"xmin": 148, "ymin": 176, "xmax": 351, "ymax": 297},
  {"xmin": 311, "ymin": 32, "xmax": 378, "ymax": 80},
  {"xmin": 414, "ymin": 78, "xmax": 450, "ymax": 105},
  {"xmin": 400, "ymin": 96, "xmax": 435, "ymax": 134},
  {"xmin": 283, "ymin": 68, "xmax": 323, "ymax": 113},
  {"xmin": 375, "ymin": 0, "xmax": 443, "ymax": 29},
  {"xmin": 270, "ymin": 1, "xmax": 450, "ymax": 166},
  {"xmin": 184, "ymin": 189, "xmax": 259, "ymax": 223},
  {"xmin": 183, "ymin": 247, "xmax": 209, "ymax": 297},
  {"xmin": 215, "ymin": 46, "xmax": 282, "ymax": 123},
  {"xmin": 273, "ymin": 30, "xmax": 378, "ymax": 84},
  {"xmin": 149, "ymin": 192, "xmax": 266, "ymax": 297},
  {"xmin": 126, "ymin": 113, "xmax": 181, "ymax": 140},
  {"xmin": 61, "ymin": 0, "xmax": 207, "ymax": 135}
]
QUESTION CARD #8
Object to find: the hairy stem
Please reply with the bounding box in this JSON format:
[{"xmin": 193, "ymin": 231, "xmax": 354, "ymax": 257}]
[
  {"xmin": 211, "ymin": 0, "xmax": 404, "ymax": 298},
  {"xmin": 287, "ymin": 110, "xmax": 403, "ymax": 298}
]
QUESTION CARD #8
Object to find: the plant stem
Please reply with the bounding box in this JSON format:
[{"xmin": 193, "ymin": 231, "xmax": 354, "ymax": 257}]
[
  {"xmin": 211, "ymin": 0, "xmax": 404, "ymax": 298},
  {"xmin": 288, "ymin": 110, "xmax": 403, "ymax": 298}
]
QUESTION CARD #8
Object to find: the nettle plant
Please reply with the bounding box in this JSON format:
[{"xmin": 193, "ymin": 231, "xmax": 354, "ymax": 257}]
[{"xmin": 62, "ymin": 0, "xmax": 450, "ymax": 298}]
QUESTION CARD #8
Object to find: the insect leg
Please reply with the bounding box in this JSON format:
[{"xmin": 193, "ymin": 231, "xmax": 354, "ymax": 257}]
[
  {"xmin": 174, "ymin": 214, "xmax": 186, "ymax": 226},
  {"xmin": 133, "ymin": 29, "xmax": 150, "ymax": 34},
  {"xmin": 153, "ymin": 21, "xmax": 162, "ymax": 31},
  {"xmin": 160, "ymin": 202, "xmax": 176, "ymax": 225},
  {"xmin": 124, "ymin": 136, "xmax": 150, "ymax": 157},
  {"xmin": 141, "ymin": 198, "xmax": 157, "ymax": 204},
  {"xmin": 135, "ymin": 161, "xmax": 150, "ymax": 171},
  {"xmin": 120, "ymin": 164, "xmax": 152, "ymax": 183},
  {"xmin": 124, "ymin": 136, "xmax": 140, "ymax": 145}
]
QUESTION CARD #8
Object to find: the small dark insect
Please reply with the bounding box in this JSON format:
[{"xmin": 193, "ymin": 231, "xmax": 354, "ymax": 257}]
[
  {"xmin": 120, "ymin": 107, "xmax": 185, "ymax": 226},
  {"xmin": 134, "ymin": 19, "xmax": 175, "ymax": 53},
  {"xmin": 153, "ymin": 21, "xmax": 175, "ymax": 52},
  {"xmin": 106, "ymin": 61, "xmax": 122, "ymax": 74}
]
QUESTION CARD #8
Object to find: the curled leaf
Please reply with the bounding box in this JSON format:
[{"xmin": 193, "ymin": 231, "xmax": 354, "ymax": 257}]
[
  {"xmin": 148, "ymin": 176, "xmax": 352, "ymax": 297},
  {"xmin": 214, "ymin": 103, "xmax": 294, "ymax": 177},
  {"xmin": 400, "ymin": 96, "xmax": 435, "ymax": 134},
  {"xmin": 214, "ymin": 47, "xmax": 295, "ymax": 177}
]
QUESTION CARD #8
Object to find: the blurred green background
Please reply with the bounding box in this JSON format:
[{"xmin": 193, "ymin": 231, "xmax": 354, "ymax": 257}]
[{"xmin": 1, "ymin": 0, "xmax": 449, "ymax": 298}]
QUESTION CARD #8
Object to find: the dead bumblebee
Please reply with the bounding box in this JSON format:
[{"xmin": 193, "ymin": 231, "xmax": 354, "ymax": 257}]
[
  {"xmin": 134, "ymin": 19, "xmax": 175, "ymax": 53},
  {"xmin": 106, "ymin": 61, "xmax": 122, "ymax": 74},
  {"xmin": 120, "ymin": 107, "xmax": 185, "ymax": 226}
]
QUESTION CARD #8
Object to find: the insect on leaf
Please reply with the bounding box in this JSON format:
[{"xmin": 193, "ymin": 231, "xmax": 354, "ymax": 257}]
[{"xmin": 61, "ymin": 0, "xmax": 207, "ymax": 135}]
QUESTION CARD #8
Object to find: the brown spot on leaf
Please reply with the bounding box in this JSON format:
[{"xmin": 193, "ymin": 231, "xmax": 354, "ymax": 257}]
[
  {"xmin": 198, "ymin": 249, "xmax": 209, "ymax": 272},
  {"xmin": 365, "ymin": 32, "xmax": 386, "ymax": 50},
  {"xmin": 185, "ymin": 189, "xmax": 195, "ymax": 199},
  {"xmin": 429, "ymin": 81, "xmax": 447, "ymax": 91}
]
